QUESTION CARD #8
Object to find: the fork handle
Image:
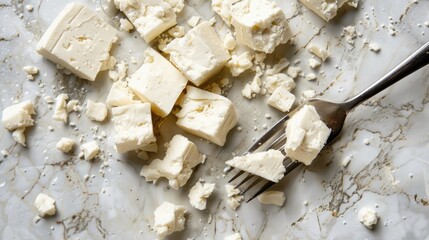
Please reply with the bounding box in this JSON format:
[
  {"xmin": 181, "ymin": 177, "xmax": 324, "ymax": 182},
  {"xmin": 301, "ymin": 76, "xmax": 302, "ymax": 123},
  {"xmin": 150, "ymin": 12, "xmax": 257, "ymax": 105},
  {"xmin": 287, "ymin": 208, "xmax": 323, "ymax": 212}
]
[{"xmin": 342, "ymin": 41, "xmax": 429, "ymax": 111}]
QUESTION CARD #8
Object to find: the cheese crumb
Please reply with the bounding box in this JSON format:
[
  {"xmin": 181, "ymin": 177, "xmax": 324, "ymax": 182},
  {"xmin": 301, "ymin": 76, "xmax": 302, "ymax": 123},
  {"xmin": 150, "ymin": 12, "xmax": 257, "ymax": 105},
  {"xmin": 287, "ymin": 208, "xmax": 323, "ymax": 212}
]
[
  {"xmin": 226, "ymin": 52, "xmax": 253, "ymax": 77},
  {"xmin": 225, "ymin": 184, "xmax": 243, "ymax": 210},
  {"xmin": 187, "ymin": 16, "xmax": 201, "ymax": 27},
  {"xmin": 25, "ymin": 4, "xmax": 34, "ymax": 11},
  {"xmin": 56, "ymin": 138, "xmax": 75, "ymax": 153},
  {"xmin": 308, "ymin": 58, "xmax": 321, "ymax": 69},
  {"xmin": 52, "ymin": 94, "xmax": 69, "ymax": 123},
  {"xmin": 2, "ymin": 101, "xmax": 36, "ymax": 131},
  {"xmin": 168, "ymin": 26, "xmax": 185, "ymax": 38},
  {"xmin": 188, "ymin": 182, "xmax": 216, "ymax": 210},
  {"xmin": 12, "ymin": 128, "xmax": 27, "ymax": 146},
  {"xmin": 301, "ymin": 90, "xmax": 316, "ymax": 101},
  {"xmin": 286, "ymin": 66, "xmax": 302, "ymax": 79},
  {"xmin": 305, "ymin": 73, "xmax": 317, "ymax": 81},
  {"xmin": 223, "ymin": 33, "xmax": 236, "ymax": 51},
  {"xmin": 308, "ymin": 45, "xmax": 329, "ymax": 61},
  {"xmin": 257, "ymin": 191, "xmax": 286, "ymax": 206},
  {"xmin": 119, "ymin": 18, "xmax": 134, "ymax": 32},
  {"xmin": 34, "ymin": 193, "xmax": 56, "ymax": 217},
  {"xmin": 267, "ymin": 84, "xmax": 295, "ymax": 112},
  {"xmin": 369, "ymin": 42, "xmax": 381, "ymax": 52},
  {"xmin": 358, "ymin": 206, "xmax": 378, "ymax": 229},
  {"xmin": 225, "ymin": 233, "xmax": 242, "ymax": 240},
  {"xmin": 153, "ymin": 202, "xmax": 187, "ymax": 239},
  {"xmin": 80, "ymin": 141, "xmax": 100, "ymax": 160},
  {"xmin": 85, "ymin": 100, "xmax": 108, "ymax": 122}
]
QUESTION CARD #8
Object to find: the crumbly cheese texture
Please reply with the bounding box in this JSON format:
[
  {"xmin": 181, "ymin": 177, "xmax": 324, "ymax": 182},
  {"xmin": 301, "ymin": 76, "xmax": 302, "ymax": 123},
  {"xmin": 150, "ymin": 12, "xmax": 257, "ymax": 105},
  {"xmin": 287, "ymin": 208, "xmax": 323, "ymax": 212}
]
[
  {"xmin": 226, "ymin": 149, "xmax": 286, "ymax": 182},
  {"xmin": 34, "ymin": 193, "xmax": 56, "ymax": 217},
  {"xmin": 112, "ymin": 103, "xmax": 156, "ymax": 153},
  {"xmin": 308, "ymin": 45, "xmax": 330, "ymax": 61},
  {"xmin": 225, "ymin": 184, "xmax": 243, "ymax": 210},
  {"xmin": 56, "ymin": 138, "xmax": 75, "ymax": 153},
  {"xmin": 52, "ymin": 94, "xmax": 69, "ymax": 123},
  {"xmin": 141, "ymin": 135, "xmax": 205, "ymax": 190},
  {"xmin": 12, "ymin": 128, "xmax": 27, "ymax": 146},
  {"xmin": 229, "ymin": 0, "xmax": 290, "ymax": 53},
  {"xmin": 85, "ymin": 100, "xmax": 108, "ymax": 122},
  {"xmin": 358, "ymin": 206, "xmax": 378, "ymax": 229},
  {"xmin": 188, "ymin": 182, "xmax": 215, "ymax": 210},
  {"xmin": 257, "ymin": 191, "xmax": 286, "ymax": 206},
  {"xmin": 264, "ymin": 73, "xmax": 295, "ymax": 94},
  {"xmin": 299, "ymin": 0, "xmax": 358, "ymax": 21},
  {"xmin": 36, "ymin": 2, "xmax": 117, "ymax": 81},
  {"xmin": 285, "ymin": 105, "xmax": 331, "ymax": 165},
  {"xmin": 163, "ymin": 22, "xmax": 230, "ymax": 86},
  {"xmin": 225, "ymin": 233, "xmax": 243, "ymax": 240},
  {"xmin": 129, "ymin": 48, "xmax": 187, "ymax": 117},
  {"xmin": 176, "ymin": 86, "xmax": 238, "ymax": 146},
  {"xmin": 267, "ymin": 84, "xmax": 296, "ymax": 112},
  {"xmin": 226, "ymin": 51, "xmax": 253, "ymax": 77},
  {"xmin": 2, "ymin": 101, "xmax": 35, "ymax": 131},
  {"xmin": 212, "ymin": 0, "xmax": 240, "ymax": 26},
  {"xmin": 106, "ymin": 81, "xmax": 139, "ymax": 107},
  {"xmin": 153, "ymin": 201, "xmax": 187, "ymax": 239},
  {"xmin": 80, "ymin": 141, "xmax": 100, "ymax": 160},
  {"xmin": 113, "ymin": 0, "xmax": 183, "ymax": 42}
]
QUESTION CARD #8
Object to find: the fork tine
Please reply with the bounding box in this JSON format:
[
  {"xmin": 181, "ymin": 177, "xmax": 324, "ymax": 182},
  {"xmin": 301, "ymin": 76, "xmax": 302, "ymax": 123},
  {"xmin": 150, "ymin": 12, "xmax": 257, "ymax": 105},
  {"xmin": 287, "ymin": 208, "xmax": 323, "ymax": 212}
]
[
  {"xmin": 235, "ymin": 174, "xmax": 254, "ymax": 188},
  {"xmin": 246, "ymin": 181, "xmax": 275, "ymax": 203},
  {"xmin": 241, "ymin": 177, "xmax": 263, "ymax": 195},
  {"xmin": 228, "ymin": 170, "xmax": 245, "ymax": 183}
]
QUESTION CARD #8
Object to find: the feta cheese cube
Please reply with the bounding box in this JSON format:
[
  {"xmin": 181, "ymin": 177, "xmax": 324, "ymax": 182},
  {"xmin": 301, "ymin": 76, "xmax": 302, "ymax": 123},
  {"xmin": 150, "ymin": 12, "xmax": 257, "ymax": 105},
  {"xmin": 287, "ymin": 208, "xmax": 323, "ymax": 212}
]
[
  {"xmin": 2, "ymin": 101, "xmax": 35, "ymax": 131},
  {"xmin": 141, "ymin": 135, "xmax": 205, "ymax": 189},
  {"xmin": 113, "ymin": 0, "xmax": 182, "ymax": 42},
  {"xmin": 225, "ymin": 233, "xmax": 242, "ymax": 240},
  {"xmin": 153, "ymin": 202, "xmax": 187, "ymax": 239},
  {"xmin": 225, "ymin": 184, "xmax": 243, "ymax": 210},
  {"xmin": 56, "ymin": 138, "xmax": 75, "ymax": 153},
  {"xmin": 163, "ymin": 22, "xmax": 230, "ymax": 86},
  {"xmin": 358, "ymin": 206, "xmax": 378, "ymax": 229},
  {"xmin": 80, "ymin": 141, "xmax": 100, "ymax": 160},
  {"xmin": 52, "ymin": 94, "xmax": 69, "ymax": 123},
  {"xmin": 305, "ymin": 72, "xmax": 317, "ymax": 81},
  {"xmin": 226, "ymin": 150, "xmax": 286, "ymax": 182},
  {"xmin": 85, "ymin": 100, "xmax": 108, "ymax": 122},
  {"xmin": 267, "ymin": 84, "xmax": 295, "ymax": 112},
  {"xmin": 34, "ymin": 193, "xmax": 56, "ymax": 217},
  {"xmin": 176, "ymin": 86, "xmax": 238, "ymax": 146},
  {"xmin": 129, "ymin": 48, "xmax": 187, "ymax": 117},
  {"xmin": 264, "ymin": 73, "xmax": 295, "ymax": 94},
  {"xmin": 106, "ymin": 81, "xmax": 139, "ymax": 107},
  {"xmin": 226, "ymin": 51, "xmax": 253, "ymax": 77},
  {"xmin": 285, "ymin": 105, "xmax": 331, "ymax": 165},
  {"xmin": 188, "ymin": 182, "xmax": 215, "ymax": 210},
  {"xmin": 230, "ymin": 0, "xmax": 290, "ymax": 53},
  {"xmin": 22, "ymin": 66, "xmax": 39, "ymax": 75},
  {"xmin": 257, "ymin": 191, "xmax": 286, "ymax": 206},
  {"xmin": 299, "ymin": 0, "xmax": 358, "ymax": 21},
  {"xmin": 36, "ymin": 3, "xmax": 117, "ymax": 81},
  {"xmin": 112, "ymin": 103, "xmax": 156, "ymax": 153}
]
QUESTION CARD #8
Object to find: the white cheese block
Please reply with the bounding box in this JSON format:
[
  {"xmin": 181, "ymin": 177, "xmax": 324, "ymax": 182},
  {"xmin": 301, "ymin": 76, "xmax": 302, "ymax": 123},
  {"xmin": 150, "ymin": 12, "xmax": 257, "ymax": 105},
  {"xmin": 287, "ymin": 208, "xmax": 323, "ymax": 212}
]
[
  {"xmin": 85, "ymin": 100, "xmax": 108, "ymax": 122},
  {"xmin": 34, "ymin": 193, "xmax": 56, "ymax": 217},
  {"xmin": 188, "ymin": 182, "xmax": 215, "ymax": 210},
  {"xmin": 257, "ymin": 191, "xmax": 286, "ymax": 206},
  {"xmin": 56, "ymin": 138, "xmax": 75, "ymax": 153},
  {"xmin": 163, "ymin": 22, "xmax": 230, "ymax": 86},
  {"xmin": 267, "ymin": 84, "xmax": 296, "ymax": 113},
  {"xmin": 113, "ymin": 0, "xmax": 181, "ymax": 43},
  {"xmin": 2, "ymin": 100, "xmax": 35, "ymax": 131},
  {"xmin": 52, "ymin": 94, "xmax": 69, "ymax": 123},
  {"xmin": 12, "ymin": 128, "xmax": 27, "ymax": 146},
  {"xmin": 141, "ymin": 135, "xmax": 205, "ymax": 190},
  {"xmin": 299, "ymin": 0, "xmax": 358, "ymax": 21},
  {"xmin": 226, "ymin": 149, "xmax": 286, "ymax": 182},
  {"xmin": 225, "ymin": 184, "xmax": 243, "ymax": 210},
  {"xmin": 36, "ymin": 2, "xmax": 117, "ymax": 81},
  {"xmin": 106, "ymin": 81, "xmax": 139, "ymax": 107},
  {"xmin": 358, "ymin": 206, "xmax": 378, "ymax": 229},
  {"xmin": 285, "ymin": 105, "xmax": 331, "ymax": 165},
  {"xmin": 176, "ymin": 86, "xmax": 238, "ymax": 146},
  {"xmin": 80, "ymin": 141, "xmax": 100, "ymax": 160},
  {"xmin": 153, "ymin": 201, "xmax": 187, "ymax": 239},
  {"xmin": 225, "ymin": 233, "xmax": 242, "ymax": 240},
  {"xmin": 112, "ymin": 103, "xmax": 156, "ymax": 153},
  {"xmin": 230, "ymin": 0, "xmax": 290, "ymax": 53},
  {"xmin": 264, "ymin": 73, "xmax": 295, "ymax": 94},
  {"xmin": 129, "ymin": 48, "xmax": 187, "ymax": 117},
  {"xmin": 226, "ymin": 51, "xmax": 253, "ymax": 77}
]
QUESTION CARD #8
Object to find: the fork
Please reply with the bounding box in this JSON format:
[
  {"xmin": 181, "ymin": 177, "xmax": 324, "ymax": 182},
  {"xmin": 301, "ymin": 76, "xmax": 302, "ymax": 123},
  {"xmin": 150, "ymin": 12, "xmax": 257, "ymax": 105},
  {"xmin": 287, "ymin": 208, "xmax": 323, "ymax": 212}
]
[{"xmin": 227, "ymin": 41, "xmax": 429, "ymax": 202}]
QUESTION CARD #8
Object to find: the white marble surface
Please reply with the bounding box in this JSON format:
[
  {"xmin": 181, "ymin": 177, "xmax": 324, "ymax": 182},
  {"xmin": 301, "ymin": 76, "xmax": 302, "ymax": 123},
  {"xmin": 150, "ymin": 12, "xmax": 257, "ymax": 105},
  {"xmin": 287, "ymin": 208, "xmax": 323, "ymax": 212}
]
[{"xmin": 1, "ymin": 0, "xmax": 429, "ymax": 239}]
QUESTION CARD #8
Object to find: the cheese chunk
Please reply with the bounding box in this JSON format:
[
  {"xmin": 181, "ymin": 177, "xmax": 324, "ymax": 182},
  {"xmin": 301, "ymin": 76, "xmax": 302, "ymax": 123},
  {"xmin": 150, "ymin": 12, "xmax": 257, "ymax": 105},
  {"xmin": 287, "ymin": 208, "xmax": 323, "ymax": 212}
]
[
  {"xmin": 153, "ymin": 202, "xmax": 187, "ymax": 239},
  {"xmin": 285, "ymin": 105, "xmax": 331, "ymax": 165},
  {"xmin": 225, "ymin": 184, "xmax": 243, "ymax": 210},
  {"xmin": 230, "ymin": 0, "xmax": 290, "ymax": 53},
  {"xmin": 176, "ymin": 86, "xmax": 238, "ymax": 146},
  {"xmin": 2, "ymin": 101, "xmax": 35, "ymax": 131},
  {"xmin": 106, "ymin": 81, "xmax": 139, "ymax": 107},
  {"xmin": 80, "ymin": 141, "xmax": 100, "ymax": 160},
  {"xmin": 34, "ymin": 193, "xmax": 56, "ymax": 217},
  {"xmin": 226, "ymin": 51, "xmax": 253, "ymax": 77},
  {"xmin": 264, "ymin": 73, "xmax": 295, "ymax": 94},
  {"xmin": 212, "ymin": 0, "xmax": 239, "ymax": 26},
  {"xmin": 226, "ymin": 149, "xmax": 286, "ymax": 182},
  {"xmin": 113, "ymin": 0, "xmax": 182, "ymax": 42},
  {"xmin": 163, "ymin": 22, "xmax": 230, "ymax": 86},
  {"xmin": 112, "ymin": 103, "xmax": 156, "ymax": 153},
  {"xmin": 85, "ymin": 100, "xmax": 108, "ymax": 122},
  {"xmin": 267, "ymin": 84, "xmax": 295, "ymax": 112},
  {"xmin": 12, "ymin": 128, "xmax": 27, "ymax": 146},
  {"xmin": 56, "ymin": 138, "xmax": 75, "ymax": 153},
  {"xmin": 188, "ymin": 182, "xmax": 215, "ymax": 210},
  {"xmin": 257, "ymin": 191, "xmax": 286, "ymax": 206},
  {"xmin": 225, "ymin": 233, "xmax": 242, "ymax": 240},
  {"xmin": 307, "ymin": 45, "xmax": 330, "ymax": 61},
  {"xmin": 299, "ymin": 0, "xmax": 358, "ymax": 22},
  {"xmin": 52, "ymin": 94, "xmax": 69, "ymax": 123},
  {"xmin": 358, "ymin": 206, "xmax": 378, "ymax": 229},
  {"xmin": 129, "ymin": 48, "xmax": 187, "ymax": 117},
  {"xmin": 141, "ymin": 135, "xmax": 205, "ymax": 190},
  {"xmin": 36, "ymin": 3, "xmax": 117, "ymax": 81}
]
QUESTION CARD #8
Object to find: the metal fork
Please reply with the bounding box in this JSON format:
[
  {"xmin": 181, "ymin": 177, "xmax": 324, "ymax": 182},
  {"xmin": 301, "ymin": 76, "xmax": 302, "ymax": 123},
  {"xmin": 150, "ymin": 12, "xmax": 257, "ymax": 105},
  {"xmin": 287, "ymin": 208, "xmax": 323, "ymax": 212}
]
[{"xmin": 227, "ymin": 41, "xmax": 429, "ymax": 202}]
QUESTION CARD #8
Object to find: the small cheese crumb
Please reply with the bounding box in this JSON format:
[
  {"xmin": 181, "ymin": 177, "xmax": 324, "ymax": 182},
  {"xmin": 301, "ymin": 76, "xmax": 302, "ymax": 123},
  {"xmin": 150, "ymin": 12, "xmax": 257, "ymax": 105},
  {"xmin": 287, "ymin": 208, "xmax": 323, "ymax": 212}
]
[
  {"xmin": 168, "ymin": 25, "xmax": 185, "ymax": 38},
  {"xmin": 257, "ymin": 191, "xmax": 286, "ymax": 206},
  {"xmin": 305, "ymin": 73, "xmax": 317, "ymax": 81},
  {"xmin": 223, "ymin": 33, "xmax": 236, "ymax": 50},
  {"xmin": 267, "ymin": 84, "xmax": 295, "ymax": 112},
  {"xmin": 225, "ymin": 184, "xmax": 243, "ymax": 210},
  {"xmin": 188, "ymin": 182, "xmax": 216, "ymax": 210},
  {"xmin": 358, "ymin": 206, "xmax": 378, "ymax": 229},
  {"xmin": 225, "ymin": 233, "xmax": 242, "ymax": 240},
  {"xmin": 308, "ymin": 58, "xmax": 321, "ymax": 69},
  {"xmin": 342, "ymin": 155, "xmax": 352, "ymax": 167},
  {"xmin": 369, "ymin": 42, "xmax": 381, "ymax": 52},
  {"xmin": 56, "ymin": 138, "xmax": 75, "ymax": 153},
  {"xmin": 119, "ymin": 18, "xmax": 134, "ymax": 32},
  {"xmin": 301, "ymin": 90, "xmax": 316, "ymax": 101},
  {"xmin": 23, "ymin": 66, "xmax": 39, "ymax": 75},
  {"xmin": 226, "ymin": 52, "xmax": 253, "ymax": 77},
  {"xmin": 308, "ymin": 45, "xmax": 329, "ymax": 61},
  {"xmin": 85, "ymin": 100, "xmax": 107, "ymax": 122},
  {"xmin": 286, "ymin": 66, "xmax": 302, "ymax": 79},
  {"xmin": 187, "ymin": 16, "xmax": 201, "ymax": 27},
  {"xmin": 52, "ymin": 94, "xmax": 69, "ymax": 123},
  {"xmin": 12, "ymin": 128, "xmax": 27, "ymax": 146},
  {"xmin": 265, "ymin": 73, "xmax": 295, "ymax": 94},
  {"xmin": 66, "ymin": 99, "xmax": 80, "ymax": 113},
  {"xmin": 2, "ymin": 101, "xmax": 35, "ymax": 131},
  {"xmin": 25, "ymin": 4, "xmax": 34, "ymax": 11},
  {"xmin": 153, "ymin": 202, "xmax": 187, "ymax": 239},
  {"xmin": 80, "ymin": 141, "xmax": 100, "ymax": 160},
  {"xmin": 34, "ymin": 193, "xmax": 56, "ymax": 217}
]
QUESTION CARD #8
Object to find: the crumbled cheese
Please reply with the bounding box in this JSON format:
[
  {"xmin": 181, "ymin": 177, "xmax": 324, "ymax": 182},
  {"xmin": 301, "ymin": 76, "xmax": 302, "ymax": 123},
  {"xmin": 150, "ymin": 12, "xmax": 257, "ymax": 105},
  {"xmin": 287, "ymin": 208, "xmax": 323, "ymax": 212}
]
[
  {"xmin": 223, "ymin": 33, "xmax": 236, "ymax": 51},
  {"xmin": 286, "ymin": 66, "xmax": 302, "ymax": 79},
  {"xmin": 66, "ymin": 100, "xmax": 80, "ymax": 113},
  {"xmin": 153, "ymin": 202, "xmax": 187, "ymax": 239},
  {"xmin": 101, "ymin": 56, "xmax": 117, "ymax": 71},
  {"xmin": 2, "ymin": 101, "xmax": 35, "ymax": 131},
  {"xmin": 106, "ymin": 81, "xmax": 138, "ymax": 107},
  {"xmin": 299, "ymin": 0, "xmax": 358, "ymax": 21},
  {"xmin": 225, "ymin": 233, "xmax": 242, "ymax": 240},
  {"xmin": 80, "ymin": 141, "xmax": 100, "ymax": 160},
  {"xmin": 12, "ymin": 128, "xmax": 27, "ymax": 146},
  {"xmin": 358, "ymin": 207, "xmax": 378, "ymax": 229},
  {"xmin": 56, "ymin": 138, "xmax": 75, "ymax": 153},
  {"xmin": 226, "ymin": 149, "xmax": 286, "ymax": 182},
  {"xmin": 112, "ymin": 103, "xmax": 156, "ymax": 153},
  {"xmin": 257, "ymin": 191, "xmax": 286, "ymax": 206},
  {"xmin": 163, "ymin": 22, "xmax": 230, "ymax": 86},
  {"xmin": 119, "ymin": 18, "xmax": 134, "ymax": 32},
  {"xmin": 285, "ymin": 105, "xmax": 331, "ymax": 165},
  {"xmin": 308, "ymin": 58, "xmax": 321, "ymax": 69},
  {"xmin": 369, "ymin": 42, "xmax": 381, "ymax": 52},
  {"xmin": 225, "ymin": 184, "xmax": 243, "ymax": 210},
  {"xmin": 226, "ymin": 52, "xmax": 253, "ymax": 77},
  {"xmin": 34, "ymin": 193, "xmax": 56, "ymax": 217},
  {"xmin": 308, "ymin": 45, "xmax": 330, "ymax": 61},
  {"xmin": 36, "ymin": 2, "xmax": 117, "ymax": 81},
  {"xmin": 342, "ymin": 155, "xmax": 352, "ymax": 167},
  {"xmin": 301, "ymin": 89, "xmax": 316, "ymax": 101},
  {"xmin": 52, "ymin": 94, "xmax": 69, "ymax": 123},
  {"xmin": 211, "ymin": 0, "xmax": 239, "ymax": 26},
  {"xmin": 129, "ymin": 48, "xmax": 187, "ymax": 117},
  {"xmin": 188, "ymin": 182, "xmax": 216, "ymax": 210},
  {"xmin": 168, "ymin": 26, "xmax": 185, "ymax": 38},
  {"xmin": 267, "ymin": 84, "xmax": 296, "ymax": 112},
  {"xmin": 343, "ymin": 26, "xmax": 357, "ymax": 45},
  {"xmin": 188, "ymin": 16, "xmax": 201, "ymax": 27},
  {"xmin": 264, "ymin": 73, "xmax": 295, "ymax": 94},
  {"xmin": 241, "ymin": 83, "xmax": 253, "ymax": 99},
  {"xmin": 305, "ymin": 73, "xmax": 317, "ymax": 81},
  {"xmin": 116, "ymin": 61, "xmax": 128, "ymax": 81},
  {"xmin": 22, "ymin": 66, "xmax": 39, "ymax": 75},
  {"xmin": 141, "ymin": 135, "xmax": 205, "ymax": 190},
  {"xmin": 176, "ymin": 86, "xmax": 238, "ymax": 146},
  {"xmin": 25, "ymin": 4, "xmax": 34, "ymax": 11},
  {"xmin": 265, "ymin": 58, "xmax": 289, "ymax": 76},
  {"xmin": 85, "ymin": 100, "xmax": 108, "ymax": 122}
]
